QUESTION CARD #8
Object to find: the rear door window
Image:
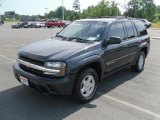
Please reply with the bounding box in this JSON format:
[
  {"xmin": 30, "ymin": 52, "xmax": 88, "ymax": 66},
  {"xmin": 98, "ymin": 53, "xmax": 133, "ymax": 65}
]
[
  {"xmin": 125, "ymin": 22, "xmax": 135, "ymax": 39},
  {"xmin": 108, "ymin": 22, "xmax": 125, "ymax": 40}
]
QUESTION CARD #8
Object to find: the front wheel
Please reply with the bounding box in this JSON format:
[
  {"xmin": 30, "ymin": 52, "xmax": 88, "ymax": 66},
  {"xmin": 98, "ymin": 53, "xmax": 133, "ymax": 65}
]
[
  {"xmin": 131, "ymin": 51, "xmax": 145, "ymax": 72},
  {"xmin": 73, "ymin": 68, "xmax": 99, "ymax": 103}
]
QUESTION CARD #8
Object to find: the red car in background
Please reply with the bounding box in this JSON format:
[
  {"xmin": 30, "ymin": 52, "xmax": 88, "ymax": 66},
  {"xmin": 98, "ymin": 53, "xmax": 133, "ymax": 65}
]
[{"xmin": 45, "ymin": 20, "xmax": 65, "ymax": 28}]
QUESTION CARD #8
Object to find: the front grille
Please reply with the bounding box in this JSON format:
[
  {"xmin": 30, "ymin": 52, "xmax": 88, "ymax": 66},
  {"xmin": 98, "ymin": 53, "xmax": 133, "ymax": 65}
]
[
  {"xmin": 19, "ymin": 55, "xmax": 44, "ymax": 66},
  {"xmin": 18, "ymin": 55, "xmax": 60, "ymax": 78},
  {"xmin": 19, "ymin": 63, "xmax": 59, "ymax": 79},
  {"xmin": 20, "ymin": 64, "xmax": 44, "ymax": 76}
]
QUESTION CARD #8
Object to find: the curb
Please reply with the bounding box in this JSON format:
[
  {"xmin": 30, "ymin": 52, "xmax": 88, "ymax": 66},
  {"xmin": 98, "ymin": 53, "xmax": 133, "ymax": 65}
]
[
  {"xmin": 149, "ymin": 28, "xmax": 160, "ymax": 30},
  {"xmin": 152, "ymin": 37, "xmax": 160, "ymax": 40}
]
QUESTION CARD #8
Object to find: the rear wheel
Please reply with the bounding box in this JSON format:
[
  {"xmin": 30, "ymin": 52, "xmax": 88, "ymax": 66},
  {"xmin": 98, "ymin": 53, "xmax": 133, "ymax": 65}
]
[
  {"xmin": 73, "ymin": 68, "xmax": 99, "ymax": 103},
  {"xmin": 131, "ymin": 51, "xmax": 145, "ymax": 72}
]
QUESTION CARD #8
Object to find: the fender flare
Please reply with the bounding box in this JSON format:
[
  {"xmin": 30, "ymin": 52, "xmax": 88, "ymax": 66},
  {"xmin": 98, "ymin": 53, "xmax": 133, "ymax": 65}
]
[
  {"xmin": 132, "ymin": 42, "xmax": 148, "ymax": 65},
  {"xmin": 70, "ymin": 54, "xmax": 104, "ymax": 77}
]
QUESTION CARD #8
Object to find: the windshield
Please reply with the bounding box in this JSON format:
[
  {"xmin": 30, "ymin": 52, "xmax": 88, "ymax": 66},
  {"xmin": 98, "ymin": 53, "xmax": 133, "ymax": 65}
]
[{"xmin": 58, "ymin": 21, "xmax": 107, "ymax": 42}]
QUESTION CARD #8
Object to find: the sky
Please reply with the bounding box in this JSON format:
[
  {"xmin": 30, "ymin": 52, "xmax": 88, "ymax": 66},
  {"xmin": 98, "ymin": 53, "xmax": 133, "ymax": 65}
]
[{"xmin": 0, "ymin": 0, "xmax": 160, "ymax": 15}]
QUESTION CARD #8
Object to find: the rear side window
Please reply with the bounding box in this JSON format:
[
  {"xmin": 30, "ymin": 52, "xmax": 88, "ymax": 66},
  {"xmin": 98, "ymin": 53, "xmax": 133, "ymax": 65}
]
[
  {"xmin": 125, "ymin": 22, "xmax": 135, "ymax": 38},
  {"xmin": 108, "ymin": 22, "xmax": 125, "ymax": 40},
  {"xmin": 133, "ymin": 20, "xmax": 148, "ymax": 36}
]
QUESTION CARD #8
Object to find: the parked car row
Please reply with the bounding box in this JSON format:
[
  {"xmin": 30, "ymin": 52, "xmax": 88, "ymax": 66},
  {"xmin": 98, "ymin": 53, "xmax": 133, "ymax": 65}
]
[
  {"xmin": 11, "ymin": 22, "xmax": 45, "ymax": 29},
  {"xmin": 11, "ymin": 18, "xmax": 151, "ymax": 29},
  {"xmin": 11, "ymin": 20, "xmax": 71, "ymax": 29},
  {"xmin": 24, "ymin": 22, "xmax": 45, "ymax": 28}
]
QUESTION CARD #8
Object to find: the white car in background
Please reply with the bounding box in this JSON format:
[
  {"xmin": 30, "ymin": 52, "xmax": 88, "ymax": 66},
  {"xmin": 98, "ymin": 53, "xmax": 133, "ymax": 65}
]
[
  {"xmin": 34, "ymin": 22, "xmax": 45, "ymax": 28},
  {"xmin": 62, "ymin": 20, "xmax": 71, "ymax": 27},
  {"xmin": 140, "ymin": 19, "xmax": 152, "ymax": 28}
]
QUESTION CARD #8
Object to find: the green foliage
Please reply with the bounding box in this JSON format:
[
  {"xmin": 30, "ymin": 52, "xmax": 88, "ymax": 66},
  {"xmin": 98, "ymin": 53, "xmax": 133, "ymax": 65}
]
[
  {"xmin": 46, "ymin": 0, "xmax": 120, "ymax": 21},
  {"xmin": 152, "ymin": 22, "xmax": 160, "ymax": 28},
  {"xmin": 2, "ymin": 14, "xmax": 20, "ymax": 22},
  {"xmin": 19, "ymin": 15, "xmax": 38, "ymax": 21},
  {"xmin": 124, "ymin": 0, "xmax": 159, "ymax": 22},
  {"xmin": 82, "ymin": 0, "xmax": 121, "ymax": 18},
  {"xmin": 54, "ymin": 6, "xmax": 66, "ymax": 19},
  {"xmin": 65, "ymin": 10, "xmax": 81, "ymax": 20},
  {"xmin": 2, "ymin": 0, "xmax": 159, "ymax": 22},
  {"xmin": 73, "ymin": 0, "xmax": 80, "ymax": 11},
  {"xmin": 3, "ymin": 18, "xmax": 20, "ymax": 22}
]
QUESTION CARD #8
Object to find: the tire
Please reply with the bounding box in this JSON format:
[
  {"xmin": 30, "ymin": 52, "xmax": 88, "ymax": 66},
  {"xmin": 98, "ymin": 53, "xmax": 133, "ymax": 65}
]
[
  {"xmin": 131, "ymin": 51, "xmax": 145, "ymax": 72},
  {"xmin": 73, "ymin": 68, "xmax": 99, "ymax": 103}
]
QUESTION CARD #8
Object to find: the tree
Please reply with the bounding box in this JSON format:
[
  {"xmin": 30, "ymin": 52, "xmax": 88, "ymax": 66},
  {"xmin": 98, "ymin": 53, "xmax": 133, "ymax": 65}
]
[
  {"xmin": 51, "ymin": 6, "xmax": 67, "ymax": 19},
  {"xmin": 157, "ymin": 5, "xmax": 160, "ymax": 13},
  {"xmin": 124, "ymin": 0, "xmax": 157, "ymax": 22},
  {"xmin": 47, "ymin": 11, "xmax": 55, "ymax": 19},
  {"xmin": 81, "ymin": 0, "xmax": 120, "ymax": 18},
  {"xmin": 110, "ymin": 1, "xmax": 120, "ymax": 16},
  {"xmin": 73, "ymin": 0, "xmax": 80, "ymax": 11},
  {"xmin": 155, "ymin": 5, "xmax": 160, "ymax": 21}
]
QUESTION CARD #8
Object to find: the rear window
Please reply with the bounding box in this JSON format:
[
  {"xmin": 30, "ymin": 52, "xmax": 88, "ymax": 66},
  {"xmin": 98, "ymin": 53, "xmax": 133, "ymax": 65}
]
[{"xmin": 133, "ymin": 20, "xmax": 147, "ymax": 36}]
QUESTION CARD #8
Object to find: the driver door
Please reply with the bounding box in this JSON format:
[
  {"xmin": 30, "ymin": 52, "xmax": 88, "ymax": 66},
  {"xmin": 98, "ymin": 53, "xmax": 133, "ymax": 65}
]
[{"xmin": 104, "ymin": 22, "xmax": 129, "ymax": 73}]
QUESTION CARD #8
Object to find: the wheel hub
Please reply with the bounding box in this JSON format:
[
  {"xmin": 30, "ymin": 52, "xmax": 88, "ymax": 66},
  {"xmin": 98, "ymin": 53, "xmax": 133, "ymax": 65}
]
[
  {"xmin": 138, "ymin": 54, "xmax": 144, "ymax": 70},
  {"xmin": 81, "ymin": 75, "xmax": 95, "ymax": 97}
]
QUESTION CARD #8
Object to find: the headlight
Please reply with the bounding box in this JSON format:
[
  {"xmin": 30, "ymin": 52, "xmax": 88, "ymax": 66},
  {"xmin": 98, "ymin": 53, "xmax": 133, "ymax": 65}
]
[{"xmin": 44, "ymin": 62, "xmax": 66, "ymax": 76}]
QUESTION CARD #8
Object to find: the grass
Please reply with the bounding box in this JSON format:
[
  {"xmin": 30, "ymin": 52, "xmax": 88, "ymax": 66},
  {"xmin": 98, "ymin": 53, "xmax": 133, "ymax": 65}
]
[
  {"xmin": 152, "ymin": 22, "xmax": 160, "ymax": 28},
  {"xmin": 3, "ymin": 18, "xmax": 20, "ymax": 22}
]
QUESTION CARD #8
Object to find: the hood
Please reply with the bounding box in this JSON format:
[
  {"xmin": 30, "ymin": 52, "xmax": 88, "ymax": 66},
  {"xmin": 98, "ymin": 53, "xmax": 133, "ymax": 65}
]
[{"xmin": 19, "ymin": 38, "xmax": 93, "ymax": 61}]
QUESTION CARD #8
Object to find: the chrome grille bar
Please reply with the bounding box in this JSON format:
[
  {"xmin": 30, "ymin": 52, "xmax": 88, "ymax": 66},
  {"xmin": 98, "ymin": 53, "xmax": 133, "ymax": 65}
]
[{"xmin": 17, "ymin": 59, "xmax": 60, "ymax": 73}]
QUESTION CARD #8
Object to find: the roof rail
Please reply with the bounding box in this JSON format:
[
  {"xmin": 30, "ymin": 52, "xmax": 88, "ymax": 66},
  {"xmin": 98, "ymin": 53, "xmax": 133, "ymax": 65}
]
[
  {"xmin": 85, "ymin": 16, "xmax": 139, "ymax": 20},
  {"xmin": 100, "ymin": 16, "xmax": 136, "ymax": 20}
]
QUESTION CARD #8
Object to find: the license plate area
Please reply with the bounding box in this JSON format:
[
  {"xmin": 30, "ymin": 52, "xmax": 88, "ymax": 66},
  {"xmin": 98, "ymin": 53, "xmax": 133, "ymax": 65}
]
[{"xmin": 20, "ymin": 76, "xmax": 29, "ymax": 86}]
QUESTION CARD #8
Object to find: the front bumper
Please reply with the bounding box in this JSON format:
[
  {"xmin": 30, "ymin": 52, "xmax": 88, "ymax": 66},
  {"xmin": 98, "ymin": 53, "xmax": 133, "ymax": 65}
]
[{"xmin": 13, "ymin": 64, "xmax": 76, "ymax": 95}]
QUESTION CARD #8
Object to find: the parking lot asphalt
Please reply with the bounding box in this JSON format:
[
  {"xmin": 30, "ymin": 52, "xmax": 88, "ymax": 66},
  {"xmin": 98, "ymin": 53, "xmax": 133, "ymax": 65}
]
[{"xmin": 0, "ymin": 23, "xmax": 160, "ymax": 120}]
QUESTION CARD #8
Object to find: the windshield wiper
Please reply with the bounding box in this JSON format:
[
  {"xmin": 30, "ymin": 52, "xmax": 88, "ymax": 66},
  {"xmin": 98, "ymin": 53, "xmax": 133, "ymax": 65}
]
[
  {"xmin": 56, "ymin": 36, "xmax": 96, "ymax": 43},
  {"xmin": 56, "ymin": 35, "xmax": 68, "ymax": 40},
  {"xmin": 68, "ymin": 37, "xmax": 90, "ymax": 43},
  {"xmin": 70, "ymin": 37, "xmax": 98, "ymax": 43},
  {"xmin": 56, "ymin": 35, "xmax": 65, "ymax": 38}
]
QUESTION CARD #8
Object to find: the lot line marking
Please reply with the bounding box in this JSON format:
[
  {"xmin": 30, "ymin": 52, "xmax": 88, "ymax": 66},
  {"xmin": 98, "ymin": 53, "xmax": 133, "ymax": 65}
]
[
  {"xmin": 97, "ymin": 92, "xmax": 160, "ymax": 119},
  {"xmin": 0, "ymin": 61, "xmax": 14, "ymax": 65},
  {"xmin": 151, "ymin": 48, "xmax": 160, "ymax": 50},
  {"xmin": 144, "ymin": 70, "xmax": 160, "ymax": 75},
  {"xmin": 0, "ymin": 55, "xmax": 16, "ymax": 62},
  {"xmin": 146, "ymin": 63, "xmax": 160, "ymax": 67},
  {"xmin": 0, "ymin": 39, "xmax": 26, "ymax": 46},
  {"xmin": 152, "ymin": 37, "xmax": 160, "ymax": 40},
  {"xmin": 148, "ymin": 56, "xmax": 160, "ymax": 59}
]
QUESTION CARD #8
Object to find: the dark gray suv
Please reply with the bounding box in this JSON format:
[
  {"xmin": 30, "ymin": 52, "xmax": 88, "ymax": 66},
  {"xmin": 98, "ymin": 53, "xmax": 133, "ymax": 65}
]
[{"xmin": 13, "ymin": 17, "xmax": 150, "ymax": 102}]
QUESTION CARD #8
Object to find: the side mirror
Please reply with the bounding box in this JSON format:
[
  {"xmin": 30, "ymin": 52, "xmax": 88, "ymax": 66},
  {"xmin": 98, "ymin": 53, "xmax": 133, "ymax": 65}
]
[{"xmin": 105, "ymin": 36, "xmax": 122, "ymax": 45}]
